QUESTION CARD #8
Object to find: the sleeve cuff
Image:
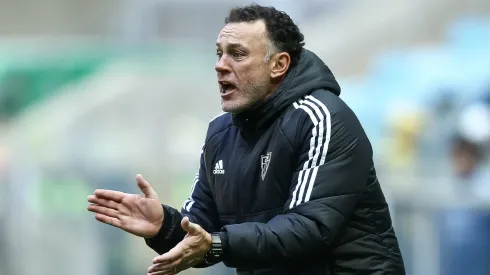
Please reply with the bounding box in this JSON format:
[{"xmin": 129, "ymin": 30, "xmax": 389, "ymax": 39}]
[
  {"xmin": 219, "ymin": 230, "xmax": 230, "ymax": 261},
  {"xmin": 145, "ymin": 205, "xmax": 171, "ymax": 247},
  {"xmin": 145, "ymin": 204, "xmax": 186, "ymax": 254}
]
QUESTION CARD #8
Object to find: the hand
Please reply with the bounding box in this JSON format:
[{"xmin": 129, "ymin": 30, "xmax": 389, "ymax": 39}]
[
  {"xmin": 87, "ymin": 174, "xmax": 164, "ymax": 238},
  {"xmin": 147, "ymin": 217, "xmax": 212, "ymax": 275}
]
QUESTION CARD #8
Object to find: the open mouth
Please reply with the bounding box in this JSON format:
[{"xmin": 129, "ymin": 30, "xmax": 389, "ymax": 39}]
[{"xmin": 219, "ymin": 81, "xmax": 237, "ymax": 96}]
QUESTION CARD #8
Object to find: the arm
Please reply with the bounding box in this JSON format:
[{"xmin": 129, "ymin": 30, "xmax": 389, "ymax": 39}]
[
  {"xmin": 219, "ymin": 99, "xmax": 373, "ymax": 267},
  {"xmin": 146, "ymin": 145, "xmax": 220, "ymax": 257}
]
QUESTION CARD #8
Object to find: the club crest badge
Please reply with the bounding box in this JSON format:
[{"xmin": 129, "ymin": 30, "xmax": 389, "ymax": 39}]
[{"xmin": 261, "ymin": 152, "xmax": 272, "ymax": 180}]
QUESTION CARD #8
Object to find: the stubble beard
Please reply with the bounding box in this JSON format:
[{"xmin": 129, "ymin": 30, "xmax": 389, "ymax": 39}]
[{"xmin": 221, "ymin": 78, "xmax": 270, "ymax": 114}]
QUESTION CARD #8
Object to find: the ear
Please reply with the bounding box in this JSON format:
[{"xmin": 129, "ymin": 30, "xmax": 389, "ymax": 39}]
[{"xmin": 269, "ymin": 52, "xmax": 290, "ymax": 79}]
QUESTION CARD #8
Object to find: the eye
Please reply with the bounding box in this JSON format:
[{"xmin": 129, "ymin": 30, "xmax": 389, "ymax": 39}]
[
  {"xmin": 232, "ymin": 51, "xmax": 246, "ymax": 59},
  {"xmin": 216, "ymin": 51, "xmax": 223, "ymax": 59}
]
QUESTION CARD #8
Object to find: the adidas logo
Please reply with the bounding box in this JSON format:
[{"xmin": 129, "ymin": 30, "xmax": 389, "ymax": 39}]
[{"xmin": 213, "ymin": 160, "xmax": 225, "ymax": 175}]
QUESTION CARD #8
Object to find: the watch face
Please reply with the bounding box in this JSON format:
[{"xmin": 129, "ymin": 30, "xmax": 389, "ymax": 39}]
[{"xmin": 211, "ymin": 234, "xmax": 221, "ymax": 243}]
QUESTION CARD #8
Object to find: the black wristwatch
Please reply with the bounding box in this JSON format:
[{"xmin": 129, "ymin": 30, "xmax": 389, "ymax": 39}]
[{"xmin": 204, "ymin": 233, "xmax": 223, "ymax": 264}]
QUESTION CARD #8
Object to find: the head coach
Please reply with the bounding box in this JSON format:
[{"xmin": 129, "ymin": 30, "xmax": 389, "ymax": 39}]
[{"xmin": 88, "ymin": 4, "xmax": 406, "ymax": 275}]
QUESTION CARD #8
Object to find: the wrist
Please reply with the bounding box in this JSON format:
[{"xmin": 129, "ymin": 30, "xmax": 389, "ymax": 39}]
[
  {"xmin": 204, "ymin": 232, "xmax": 225, "ymax": 264},
  {"xmin": 146, "ymin": 205, "xmax": 168, "ymax": 239},
  {"xmin": 205, "ymin": 232, "xmax": 212, "ymax": 249},
  {"xmin": 149, "ymin": 208, "xmax": 165, "ymax": 238}
]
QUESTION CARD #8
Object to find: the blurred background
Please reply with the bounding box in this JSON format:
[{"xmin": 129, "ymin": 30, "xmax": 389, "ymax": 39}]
[{"xmin": 0, "ymin": 0, "xmax": 489, "ymax": 274}]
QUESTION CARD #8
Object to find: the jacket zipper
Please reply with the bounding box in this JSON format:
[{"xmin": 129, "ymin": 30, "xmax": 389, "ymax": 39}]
[{"xmin": 235, "ymin": 141, "xmax": 254, "ymax": 223}]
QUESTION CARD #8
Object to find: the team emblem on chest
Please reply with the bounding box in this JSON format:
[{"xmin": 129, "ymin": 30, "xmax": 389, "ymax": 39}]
[{"xmin": 260, "ymin": 152, "xmax": 272, "ymax": 180}]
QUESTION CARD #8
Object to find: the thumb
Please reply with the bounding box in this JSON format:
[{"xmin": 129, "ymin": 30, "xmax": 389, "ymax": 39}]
[
  {"xmin": 181, "ymin": 216, "xmax": 200, "ymax": 235},
  {"xmin": 136, "ymin": 174, "xmax": 158, "ymax": 199}
]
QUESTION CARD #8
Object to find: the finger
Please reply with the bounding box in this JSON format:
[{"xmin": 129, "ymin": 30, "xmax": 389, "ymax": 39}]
[
  {"xmin": 93, "ymin": 189, "xmax": 125, "ymax": 203},
  {"xmin": 147, "ymin": 263, "xmax": 172, "ymax": 273},
  {"xmin": 153, "ymin": 248, "xmax": 181, "ymax": 264},
  {"xmin": 136, "ymin": 174, "xmax": 159, "ymax": 199},
  {"xmin": 148, "ymin": 262, "xmax": 181, "ymax": 275},
  {"xmin": 87, "ymin": 195, "xmax": 119, "ymax": 210},
  {"xmin": 87, "ymin": 204, "xmax": 119, "ymax": 218},
  {"xmin": 181, "ymin": 216, "xmax": 200, "ymax": 235},
  {"xmin": 94, "ymin": 213, "xmax": 122, "ymax": 228},
  {"xmin": 153, "ymin": 253, "xmax": 173, "ymax": 264}
]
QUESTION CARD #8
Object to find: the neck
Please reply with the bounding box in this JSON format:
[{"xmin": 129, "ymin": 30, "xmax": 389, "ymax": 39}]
[
  {"xmin": 262, "ymin": 84, "xmax": 280, "ymax": 102},
  {"xmin": 264, "ymin": 74, "xmax": 285, "ymax": 100}
]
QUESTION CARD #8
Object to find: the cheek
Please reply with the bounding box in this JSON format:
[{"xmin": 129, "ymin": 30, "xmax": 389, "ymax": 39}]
[
  {"xmin": 235, "ymin": 69, "xmax": 253, "ymax": 83},
  {"xmin": 245, "ymin": 70, "xmax": 270, "ymax": 87},
  {"xmin": 234, "ymin": 62, "xmax": 269, "ymax": 84}
]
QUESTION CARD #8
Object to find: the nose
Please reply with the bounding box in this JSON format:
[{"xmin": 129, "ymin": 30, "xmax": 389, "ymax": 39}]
[{"xmin": 215, "ymin": 56, "xmax": 230, "ymax": 74}]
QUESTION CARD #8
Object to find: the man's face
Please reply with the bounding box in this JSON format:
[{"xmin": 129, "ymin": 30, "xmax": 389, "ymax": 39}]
[
  {"xmin": 215, "ymin": 20, "xmax": 273, "ymax": 113},
  {"xmin": 452, "ymin": 145, "xmax": 478, "ymax": 178}
]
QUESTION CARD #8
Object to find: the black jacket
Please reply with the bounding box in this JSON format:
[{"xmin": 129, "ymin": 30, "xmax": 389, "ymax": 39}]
[{"xmin": 146, "ymin": 49, "xmax": 405, "ymax": 275}]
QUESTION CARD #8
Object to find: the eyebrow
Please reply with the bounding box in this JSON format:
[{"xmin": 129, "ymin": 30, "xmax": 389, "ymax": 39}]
[{"xmin": 216, "ymin": 42, "xmax": 246, "ymax": 49}]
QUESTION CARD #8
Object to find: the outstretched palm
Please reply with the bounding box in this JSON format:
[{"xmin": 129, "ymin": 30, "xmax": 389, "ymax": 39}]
[{"xmin": 88, "ymin": 174, "xmax": 164, "ymax": 238}]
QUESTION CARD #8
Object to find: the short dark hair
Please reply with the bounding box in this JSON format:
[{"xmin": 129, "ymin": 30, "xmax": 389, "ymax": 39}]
[{"xmin": 225, "ymin": 4, "xmax": 305, "ymax": 67}]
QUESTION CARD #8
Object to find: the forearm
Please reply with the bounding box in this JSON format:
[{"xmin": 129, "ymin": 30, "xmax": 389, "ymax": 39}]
[
  {"xmin": 145, "ymin": 205, "xmax": 187, "ymax": 254},
  {"xmin": 220, "ymin": 213, "xmax": 328, "ymax": 268}
]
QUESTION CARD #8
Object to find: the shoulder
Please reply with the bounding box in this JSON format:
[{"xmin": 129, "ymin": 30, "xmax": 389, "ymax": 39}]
[
  {"xmin": 283, "ymin": 89, "xmax": 371, "ymax": 154},
  {"xmin": 205, "ymin": 112, "xmax": 233, "ymax": 142},
  {"xmin": 303, "ymin": 89, "xmax": 352, "ymax": 117},
  {"xmin": 283, "ymin": 89, "xmax": 358, "ymax": 130}
]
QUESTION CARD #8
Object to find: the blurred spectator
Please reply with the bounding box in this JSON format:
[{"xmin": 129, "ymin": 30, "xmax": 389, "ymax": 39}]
[
  {"xmin": 452, "ymin": 98, "xmax": 490, "ymax": 191},
  {"xmin": 437, "ymin": 99, "xmax": 490, "ymax": 275},
  {"xmin": 451, "ymin": 135, "xmax": 488, "ymax": 184},
  {"xmin": 389, "ymin": 113, "xmax": 424, "ymax": 168}
]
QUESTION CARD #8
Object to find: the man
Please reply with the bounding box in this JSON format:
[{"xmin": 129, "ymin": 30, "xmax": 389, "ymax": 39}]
[
  {"xmin": 88, "ymin": 4, "xmax": 405, "ymax": 275},
  {"xmin": 437, "ymin": 103, "xmax": 490, "ymax": 275}
]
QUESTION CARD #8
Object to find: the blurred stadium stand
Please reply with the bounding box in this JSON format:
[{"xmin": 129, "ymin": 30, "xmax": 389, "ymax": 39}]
[{"xmin": 0, "ymin": 1, "xmax": 490, "ymax": 275}]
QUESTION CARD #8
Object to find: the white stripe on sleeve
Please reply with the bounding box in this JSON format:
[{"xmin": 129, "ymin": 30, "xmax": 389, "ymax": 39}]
[{"xmin": 289, "ymin": 95, "xmax": 331, "ymax": 209}]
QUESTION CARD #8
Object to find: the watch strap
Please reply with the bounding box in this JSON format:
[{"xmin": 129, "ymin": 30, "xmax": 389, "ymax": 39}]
[{"xmin": 204, "ymin": 233, "xmax": 223, "ymax": 264}]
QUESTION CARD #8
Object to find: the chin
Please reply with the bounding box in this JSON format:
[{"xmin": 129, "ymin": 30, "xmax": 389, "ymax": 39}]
[{"xmin": 221, "ymin": 100, "xmax": 249, "ymax": 114}]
